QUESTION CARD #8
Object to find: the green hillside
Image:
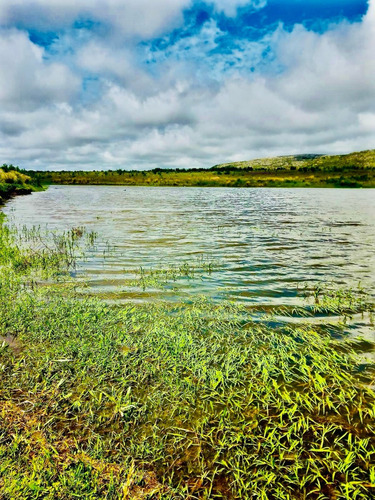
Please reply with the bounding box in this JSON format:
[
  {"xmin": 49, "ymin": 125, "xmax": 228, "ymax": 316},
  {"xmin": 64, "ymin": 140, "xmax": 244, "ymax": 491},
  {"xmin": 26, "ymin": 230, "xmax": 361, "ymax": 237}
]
[
  {"xmin": 215, "ymin": 149, "xmax": 375, "ymax": 171},
  {"xmin": 31, "ymin": 148, "xmax": 375, "ymax": 188}
]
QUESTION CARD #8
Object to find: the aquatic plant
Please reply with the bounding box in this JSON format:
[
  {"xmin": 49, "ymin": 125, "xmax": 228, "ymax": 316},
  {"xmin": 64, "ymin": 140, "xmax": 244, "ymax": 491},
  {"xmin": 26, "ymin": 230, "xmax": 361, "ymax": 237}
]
[{"xmin": 0, "ymin": 221, "xmax": 374, "ymax": 499}]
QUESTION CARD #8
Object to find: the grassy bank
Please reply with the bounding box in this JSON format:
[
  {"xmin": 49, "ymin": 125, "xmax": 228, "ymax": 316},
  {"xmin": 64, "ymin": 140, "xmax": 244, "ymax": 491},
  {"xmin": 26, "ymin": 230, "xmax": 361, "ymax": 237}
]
[
  {"xmin": 0, "ymin": 165, "xmax": 43, "ymax": 203},
  {"xmin": 1, "ymin": 220, "xmax": 375, "ymax": 499},
  {"xmin": 32, "ymin": 149, "xmax": 375, "ymax": 188}
]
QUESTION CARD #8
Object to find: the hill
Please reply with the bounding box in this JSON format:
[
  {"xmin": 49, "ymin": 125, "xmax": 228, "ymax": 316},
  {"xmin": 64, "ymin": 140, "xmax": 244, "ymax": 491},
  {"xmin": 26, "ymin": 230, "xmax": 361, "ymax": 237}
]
[
  {"xmin": 21, "ymin": 148, "xmax": 375, "ymax": 188},
  {"xmin": 214, "ymin": 149, "xmax": 375, "ymax": 172}
]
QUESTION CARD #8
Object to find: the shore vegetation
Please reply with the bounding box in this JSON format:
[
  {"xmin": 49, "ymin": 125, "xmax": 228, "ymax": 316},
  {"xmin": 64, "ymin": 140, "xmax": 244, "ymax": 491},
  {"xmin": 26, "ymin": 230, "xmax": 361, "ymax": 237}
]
[
  {"xmin": 32, "ymin": 149, "xmax": 375, "ymax": 188},
  {"xmin": 0, "ymin": 165, "xmax": 43, "ymax": 203},
  {"xmin": 1, "ymin": 217, "xmax": 375, "ymax": 498}
]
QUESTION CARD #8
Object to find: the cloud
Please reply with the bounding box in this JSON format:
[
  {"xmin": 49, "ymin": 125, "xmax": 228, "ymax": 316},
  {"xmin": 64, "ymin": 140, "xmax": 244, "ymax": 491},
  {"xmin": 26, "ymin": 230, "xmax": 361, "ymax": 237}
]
[
  {"xmin": 0, "ymin": 29, "xmax": 79, "ymax": 111},
  {"xmin": 274, "ymin": 19, "xmax": 375, "ymax": 114},
  {"xmin": 0, "ymin": 0, "xmax": 374, "ymax": 170},
  {"xmin": 0, "ymin": 0, "xmax": 192, "ymax": 38},
  {"xmin": 210, "ymin": 0, "xmax": 267, "ymax": 17},
  {"xmin": 145, "ymin": 18, "xmax": 282, "ymax": 85}
]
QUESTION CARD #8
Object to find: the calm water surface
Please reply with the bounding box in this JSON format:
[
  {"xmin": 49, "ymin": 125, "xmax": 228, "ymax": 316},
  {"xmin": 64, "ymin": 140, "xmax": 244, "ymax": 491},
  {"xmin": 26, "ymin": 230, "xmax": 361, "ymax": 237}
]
[{"xmin": 3, "ymin": 186, "xmax": 375, "ymax": 307}]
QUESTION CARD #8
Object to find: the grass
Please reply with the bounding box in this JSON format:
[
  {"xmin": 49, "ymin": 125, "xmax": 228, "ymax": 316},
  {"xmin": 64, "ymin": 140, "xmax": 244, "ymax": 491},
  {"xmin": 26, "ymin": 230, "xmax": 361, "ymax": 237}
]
[
  {"xmin": 215, "ymin": 149, "xmax": 375, "ymax": 172},
  {"xmin": 29, "ymin": 148, "xmax": 375, "ymax": 188},
  {"xmin": 0, "ymin": 219, "xmax": 375, "ymax": 499}
]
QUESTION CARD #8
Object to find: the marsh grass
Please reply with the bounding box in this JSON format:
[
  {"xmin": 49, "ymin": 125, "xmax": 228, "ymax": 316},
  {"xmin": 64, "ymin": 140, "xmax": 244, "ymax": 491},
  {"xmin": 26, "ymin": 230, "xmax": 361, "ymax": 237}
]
[
  {"xmin": 0, "ymin": 220, "xmax": 97, "ymax": 278},
  {"xmin": 0, "ymin": 221, "xmax": 375, "ymax": 499},
  {"xmin": 129, "ymin": 258, "xmax": 221, "ymax": 291}
]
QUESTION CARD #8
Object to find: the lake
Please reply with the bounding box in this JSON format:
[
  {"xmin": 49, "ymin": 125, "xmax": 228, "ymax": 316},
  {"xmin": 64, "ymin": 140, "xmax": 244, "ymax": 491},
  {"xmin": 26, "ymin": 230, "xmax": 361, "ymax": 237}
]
[{"xmin": 3, "ymin": 185, "xmax": 375, "ymax": 308}]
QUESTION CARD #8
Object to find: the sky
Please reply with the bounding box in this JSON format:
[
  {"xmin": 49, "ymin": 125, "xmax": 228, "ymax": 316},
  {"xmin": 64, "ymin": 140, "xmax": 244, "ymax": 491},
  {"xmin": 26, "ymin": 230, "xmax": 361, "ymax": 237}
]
[{"xmin": 0, "ymin": 0, "xmax": 374, "ymax": 171}]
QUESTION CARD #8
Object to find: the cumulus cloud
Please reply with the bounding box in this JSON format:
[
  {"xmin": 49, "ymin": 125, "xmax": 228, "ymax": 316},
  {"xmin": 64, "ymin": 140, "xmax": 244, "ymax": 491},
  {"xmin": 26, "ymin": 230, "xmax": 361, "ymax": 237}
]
[
  {"xmin": 0, "ymin": 0, "xmax": 374, "ymax": 170},
  {"xmin": 274, "ymin": 20, "xmax": 375, "ymax": 114},
  {"xmin": 0, "ymin": 29, "xmax": 79, "ymax": 111}
]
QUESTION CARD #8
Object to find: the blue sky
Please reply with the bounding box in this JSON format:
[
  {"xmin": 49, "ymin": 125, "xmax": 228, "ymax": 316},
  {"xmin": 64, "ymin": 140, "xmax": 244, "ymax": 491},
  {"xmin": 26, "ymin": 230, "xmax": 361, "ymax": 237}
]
[{"xmin": 0, "ymin": 0, "xmax": 373, "ymax": 170}]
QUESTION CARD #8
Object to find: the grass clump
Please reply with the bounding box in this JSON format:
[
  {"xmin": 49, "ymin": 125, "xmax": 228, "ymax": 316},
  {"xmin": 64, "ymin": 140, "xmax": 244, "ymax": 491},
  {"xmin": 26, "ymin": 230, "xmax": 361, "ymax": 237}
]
[{"xmin": 0, "ymin": 220, "xmax": 375, "ymax": 499}]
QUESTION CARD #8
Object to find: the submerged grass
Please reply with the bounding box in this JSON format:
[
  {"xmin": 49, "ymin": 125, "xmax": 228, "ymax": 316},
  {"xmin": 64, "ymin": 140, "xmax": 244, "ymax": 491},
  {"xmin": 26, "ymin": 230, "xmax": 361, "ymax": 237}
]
[
  {"xmin": 0, "ymin": 220, "xmax": 375, "ymax": 499},
  {"xmin": 128, "ymin": 258, "xmax": 221, "ymax": 291}
]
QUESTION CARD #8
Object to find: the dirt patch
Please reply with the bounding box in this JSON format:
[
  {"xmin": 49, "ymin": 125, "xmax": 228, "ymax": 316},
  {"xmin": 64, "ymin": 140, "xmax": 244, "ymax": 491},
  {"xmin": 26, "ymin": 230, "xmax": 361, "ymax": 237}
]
[{"xmin": 0, "ymin": 334, "xmax": 23, "ymax": 353}]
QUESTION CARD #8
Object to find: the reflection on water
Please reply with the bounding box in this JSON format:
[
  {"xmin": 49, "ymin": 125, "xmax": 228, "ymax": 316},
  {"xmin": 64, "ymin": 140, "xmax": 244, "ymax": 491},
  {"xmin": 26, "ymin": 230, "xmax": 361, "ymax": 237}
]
[{"xmin": 3, "ymin": 185, "xmax": 375, "ymax": 306}]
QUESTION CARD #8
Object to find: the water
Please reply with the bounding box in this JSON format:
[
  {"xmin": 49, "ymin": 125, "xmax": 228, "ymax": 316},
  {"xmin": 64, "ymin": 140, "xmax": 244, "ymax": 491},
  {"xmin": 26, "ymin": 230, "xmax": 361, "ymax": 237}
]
[{"xmin": 3, "ymin": 185, "xmax": 375, "ymax": 308}]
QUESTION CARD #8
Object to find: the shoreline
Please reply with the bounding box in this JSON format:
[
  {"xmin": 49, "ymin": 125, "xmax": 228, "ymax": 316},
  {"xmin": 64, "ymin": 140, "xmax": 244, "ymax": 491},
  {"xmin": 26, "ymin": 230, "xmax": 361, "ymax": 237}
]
[
  {"xmin": 28, "ymin": 148, "xmax": 375, "ymax": 188},
  {"xmin": 38, "ymin": 173, "xmax": 375, "ymax": 189},
  {"xmin": 1, "ymin": 174, "xmax": 375, "ymax": 498},
  {"xmin": 0, "ymin": 222, "xmax": 374, "ymax": 498},
  {"xmin": 0, "ymin": 186, "xmax": 34, "ymax": 205}
]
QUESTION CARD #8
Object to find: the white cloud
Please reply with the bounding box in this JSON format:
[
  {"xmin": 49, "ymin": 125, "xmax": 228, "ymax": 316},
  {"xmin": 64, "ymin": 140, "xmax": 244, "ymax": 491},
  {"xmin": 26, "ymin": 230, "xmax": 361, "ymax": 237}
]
[
  {"xmin": 274, "ymin": 18, "xmax": 375, "ymax": 114},
  {"xmin": 145, "ymin": 18, "xmax": 281, "ymax": 85},
  {"xmin": 0, "ymin": 0, "xmax": 192, "ymax": 38},
  {"xmin": 76, "ymin": 42, "xmax": 156, "ymax": 96},
  {"xmin": 0, "ymin": 29, "xmax": 79, "ymax": 111},
  {"xmin": 211, "ymin": 0, "xmax": 266, "ymax": 17}
]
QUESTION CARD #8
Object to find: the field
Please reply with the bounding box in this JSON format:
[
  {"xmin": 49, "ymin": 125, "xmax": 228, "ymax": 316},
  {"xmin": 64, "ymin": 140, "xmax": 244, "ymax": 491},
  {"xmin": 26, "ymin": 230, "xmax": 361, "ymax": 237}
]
[
  {"xmin": 1, "ymin": 219, "xmax": 375, "ymax": 499},
  {"xmin": 32, "ymin": 149, "xmax": 375, "ymax": 188}
]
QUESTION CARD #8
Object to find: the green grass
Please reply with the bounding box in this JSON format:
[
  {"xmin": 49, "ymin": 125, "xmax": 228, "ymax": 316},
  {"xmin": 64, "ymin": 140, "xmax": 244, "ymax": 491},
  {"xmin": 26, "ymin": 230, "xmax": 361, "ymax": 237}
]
[
  {"xmin": 28, "ymin": 148, "xmax": 375, "ymax": 188},
  {"xmin": 215, "ymin": 149, "xmax": 375, "ymax": 172},
  {"xmin": 0, "ymin": 219, "xmax": 375, "ymax": 499}
]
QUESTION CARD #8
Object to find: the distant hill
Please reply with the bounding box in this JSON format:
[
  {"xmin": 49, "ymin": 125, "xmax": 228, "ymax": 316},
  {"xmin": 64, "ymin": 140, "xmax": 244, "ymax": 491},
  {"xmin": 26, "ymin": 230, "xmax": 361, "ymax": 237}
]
[
  {"xmin": 213, "ymin": 149, "xmax": 375, "ymax": 171},
  {"xmin": 25, "ymin": 148, "xmax": 375, "ymax": 188}
]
